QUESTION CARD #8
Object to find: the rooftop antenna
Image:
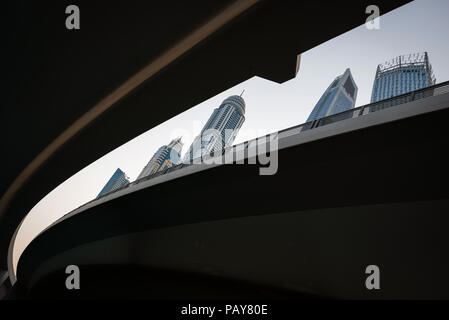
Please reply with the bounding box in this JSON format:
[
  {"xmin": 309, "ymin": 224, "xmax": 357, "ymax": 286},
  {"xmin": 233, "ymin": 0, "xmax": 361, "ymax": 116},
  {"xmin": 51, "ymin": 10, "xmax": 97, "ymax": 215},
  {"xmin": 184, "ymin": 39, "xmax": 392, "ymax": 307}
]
[{"xmin": 240, "ymin": 89, "xmax": 245, "ymax": 97}]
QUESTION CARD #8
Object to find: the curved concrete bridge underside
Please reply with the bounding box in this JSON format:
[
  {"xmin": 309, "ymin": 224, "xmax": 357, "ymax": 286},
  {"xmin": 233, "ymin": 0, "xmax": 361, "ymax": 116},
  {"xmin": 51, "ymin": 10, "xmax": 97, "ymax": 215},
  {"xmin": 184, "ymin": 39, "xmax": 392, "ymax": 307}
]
[{"xmin": 16, "ymin": 91, "xmax": 449, "ymax": 299}]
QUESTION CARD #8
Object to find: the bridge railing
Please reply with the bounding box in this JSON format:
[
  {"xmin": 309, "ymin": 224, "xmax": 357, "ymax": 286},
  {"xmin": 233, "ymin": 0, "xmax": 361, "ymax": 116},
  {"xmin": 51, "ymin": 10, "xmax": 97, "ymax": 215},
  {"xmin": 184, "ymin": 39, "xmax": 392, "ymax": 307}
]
[
  {"xmin": 313, "ymin": 80, "xmax": 449, "ymax": 129},
  {"xmin": 89, "ymin": 80, "xmax": 449, "ymax": 204}
]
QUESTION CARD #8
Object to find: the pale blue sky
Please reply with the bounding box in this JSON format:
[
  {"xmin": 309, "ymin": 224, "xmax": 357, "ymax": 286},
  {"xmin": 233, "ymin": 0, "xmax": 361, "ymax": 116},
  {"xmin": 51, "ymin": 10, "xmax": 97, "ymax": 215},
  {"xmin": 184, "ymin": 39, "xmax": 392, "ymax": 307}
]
[{"xmin": 13, "ymin": 0, "xmax": 449, "ymax": 273}]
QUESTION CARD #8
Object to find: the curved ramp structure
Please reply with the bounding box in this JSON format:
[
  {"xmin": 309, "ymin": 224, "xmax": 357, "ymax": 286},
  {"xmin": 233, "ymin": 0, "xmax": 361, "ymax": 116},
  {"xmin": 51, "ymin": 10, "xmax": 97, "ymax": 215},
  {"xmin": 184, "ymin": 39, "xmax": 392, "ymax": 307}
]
[{"xmin": 16, "ymin": 83, "xmax": 449, "ymax": 299}]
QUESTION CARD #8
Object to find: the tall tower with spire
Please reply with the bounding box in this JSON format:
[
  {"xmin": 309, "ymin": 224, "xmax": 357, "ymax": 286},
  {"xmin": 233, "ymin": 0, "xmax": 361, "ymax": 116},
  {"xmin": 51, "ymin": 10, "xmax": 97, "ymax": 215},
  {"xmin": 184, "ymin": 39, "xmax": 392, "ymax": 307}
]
[
  {"xmin": 137, "ymin": 137, "xmax": 183, "ymax": 180},
  {"xmin": 183, "ymin": 95, "xmax": 246, "ymax": 163}
]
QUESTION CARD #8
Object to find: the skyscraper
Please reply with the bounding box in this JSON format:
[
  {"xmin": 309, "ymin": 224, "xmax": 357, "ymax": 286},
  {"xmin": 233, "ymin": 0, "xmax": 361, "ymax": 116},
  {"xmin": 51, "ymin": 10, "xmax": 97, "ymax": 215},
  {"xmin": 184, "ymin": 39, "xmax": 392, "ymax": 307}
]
[
  {"xmin": 370, "ymin": 52, "xmax": 436, "ymax": 103},
  {"xmin": 305, "ymin": 68, "xmax": 358, "ymax": 123},
  {"xmin": 183, "ymin": 95, "xmax": 246, "ymax": 163},
  {"xmin": 97, "ymin": 168, "xmax": 130, "ymax": 198},
  {"xmin": 137, "ymin": 137, "xmax": 183, "ymax": 180}
]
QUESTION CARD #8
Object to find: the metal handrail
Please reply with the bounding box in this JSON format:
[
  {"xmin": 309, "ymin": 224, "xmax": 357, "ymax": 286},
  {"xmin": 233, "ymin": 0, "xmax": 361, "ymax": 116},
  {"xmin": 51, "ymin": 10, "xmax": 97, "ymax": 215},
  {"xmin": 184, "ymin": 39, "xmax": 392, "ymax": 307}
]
[
  {"xmin": 313, "ymin": 80, "xmax": 449, "ymax": 129},
  {"xmin": 86, "ymin": 80, "xmax": 449, "ymax": 205}
]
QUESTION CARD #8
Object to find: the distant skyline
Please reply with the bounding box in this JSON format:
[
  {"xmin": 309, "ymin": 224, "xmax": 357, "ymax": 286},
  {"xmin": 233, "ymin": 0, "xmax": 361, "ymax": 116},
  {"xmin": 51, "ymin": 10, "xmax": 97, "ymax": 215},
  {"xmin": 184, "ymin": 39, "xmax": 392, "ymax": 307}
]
[{"xmin": 13, "ymin": 0, "xmax": 449, "ymax": 273}]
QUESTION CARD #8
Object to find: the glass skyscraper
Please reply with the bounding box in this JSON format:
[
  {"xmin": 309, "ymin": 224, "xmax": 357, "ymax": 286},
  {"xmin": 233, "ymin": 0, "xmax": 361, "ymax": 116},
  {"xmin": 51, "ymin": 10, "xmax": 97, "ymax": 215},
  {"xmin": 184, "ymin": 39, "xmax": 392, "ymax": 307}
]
[
  {"xmin": 305, "ymin": 68, "xmax": 358, "ymax": 123},
  {"xmin": 97, "ymin": 168, "xmax": 130, "ymax": 198},
  {"xmin": 370, "ymin": 52, "xmax": 436, "ymax": 103},
  {"xmin": 137, "ymin": 137, "xmax": 183, "ymax": 180},
  {"xmin": 183, "ymin": 95, "xmax": 246, "ymax": 163}
]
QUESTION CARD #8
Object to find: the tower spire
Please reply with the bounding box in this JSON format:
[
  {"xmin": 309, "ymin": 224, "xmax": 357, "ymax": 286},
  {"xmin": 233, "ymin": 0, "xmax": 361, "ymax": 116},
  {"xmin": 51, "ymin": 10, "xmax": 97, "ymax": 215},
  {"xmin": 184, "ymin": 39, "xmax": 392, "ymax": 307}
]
[{"xmin": 240, "ymin": 89, "xmax": 245, "ymax": 97}]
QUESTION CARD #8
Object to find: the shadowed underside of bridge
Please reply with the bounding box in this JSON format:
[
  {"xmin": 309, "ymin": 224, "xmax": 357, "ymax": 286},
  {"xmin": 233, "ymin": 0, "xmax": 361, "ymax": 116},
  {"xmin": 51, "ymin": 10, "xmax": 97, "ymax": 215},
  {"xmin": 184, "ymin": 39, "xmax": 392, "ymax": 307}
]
[
  {"xmin": 0, "ymin": 0, "xmax": 411, "ymax": 274},
  {"xmin": 15, "ymin": 93, "xmax": 449, "ymax": 299}
]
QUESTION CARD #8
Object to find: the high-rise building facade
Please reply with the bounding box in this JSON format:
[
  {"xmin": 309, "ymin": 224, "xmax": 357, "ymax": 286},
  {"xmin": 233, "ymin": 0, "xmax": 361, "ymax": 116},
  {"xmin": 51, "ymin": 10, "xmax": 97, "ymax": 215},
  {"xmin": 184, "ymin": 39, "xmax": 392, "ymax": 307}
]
[
  {"xmin": 137, "ymin": 137, "xmax": 183, "ymax": 180},
  {"xmin": 370, "ymin": 52, "xmax": 436, "ymax": 103},
  {"xmin": 306, "ymin": 68, "xmax": 358, "ymax": 123},
  {"xmin": 97, "ymin": 168, "xmax": 130, "ymax": 198},
  {"xmin": 183, "ymin": 95, "xmax": 246, "ymax": 163}
]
